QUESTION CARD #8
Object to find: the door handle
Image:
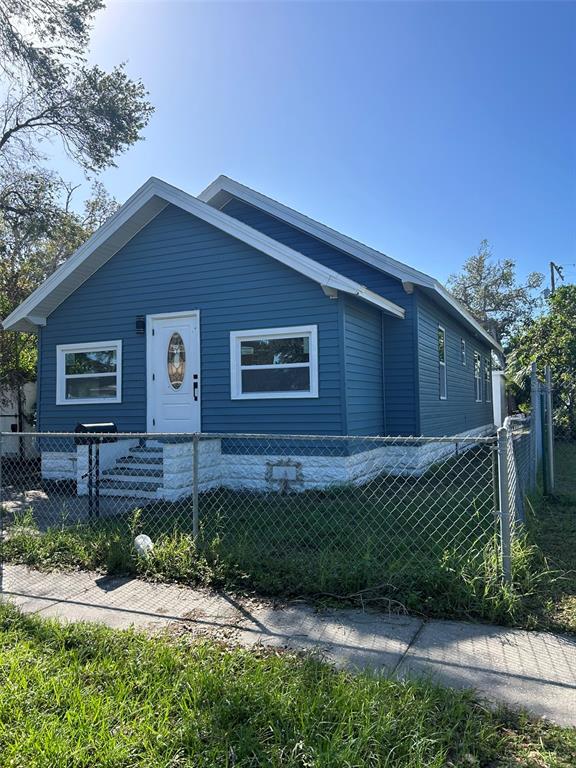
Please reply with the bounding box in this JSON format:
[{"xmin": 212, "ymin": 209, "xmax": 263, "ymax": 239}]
[{"xmin": 193, "ymin": 374, "xmax": 199, "ymax": 401}]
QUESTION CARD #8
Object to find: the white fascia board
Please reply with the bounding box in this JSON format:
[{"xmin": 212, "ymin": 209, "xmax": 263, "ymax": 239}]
[
  {"xmin": 2, "ymin": 177, "xmax": 405, "ymax": 332},
  {"xmin": 198, "ymin": 175, "xmax": 434, "ymax": 286},
  {"xmin": 199, "ymin": 175, "xmax": 502, "ymax": 353},
  {"xmin": 429, "ymin": 282, "xmax": 503, "ymax": 354}
]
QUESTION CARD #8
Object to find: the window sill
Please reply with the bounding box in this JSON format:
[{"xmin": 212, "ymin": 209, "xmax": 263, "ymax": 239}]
[
  {"xmin": 56, "ymin": 398, "xmax": 122, "ymax": 406},
  {"xmin": 231, "ymin": 391, "xmax": 319, "ymax": 400}
]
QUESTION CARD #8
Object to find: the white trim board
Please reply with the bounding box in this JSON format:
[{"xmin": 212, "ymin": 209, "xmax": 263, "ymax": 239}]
[
  {"xmin": 2, "ymin": 179, "xmax": 404, "ymax": 333},
  {"xmin": 56, "ymin": 339, "xmax": 122, "ymax": 406},
  {"xmin": 438, "ymin": 325, "xmax": 447, "ymax": 401},
  {"xmin": 230, "ymin": 324, "xmax": 319, "ymax": 400},
  {"xmin": 199, "ymin": 175, "xmax": 503, "ymax": 354}
]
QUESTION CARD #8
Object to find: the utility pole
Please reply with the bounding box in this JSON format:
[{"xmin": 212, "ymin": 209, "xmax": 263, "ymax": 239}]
[{"xmin": 550, "ymin": 262, "xmax": 564, "ymax": 294}]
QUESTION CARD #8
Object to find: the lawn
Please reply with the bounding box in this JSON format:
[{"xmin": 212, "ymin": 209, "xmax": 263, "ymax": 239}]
[{"xmin": 0, "ymin": 603, "xmax": 574, "ymax": 768}]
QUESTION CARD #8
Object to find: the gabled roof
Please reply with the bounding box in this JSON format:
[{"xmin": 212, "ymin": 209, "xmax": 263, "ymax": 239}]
[
  {"xmin": 2, "ymin": 177, "xmax": 405, "ymax": 333},
  {"xmin": 199, "ymin": 175, "xmax": 503, "ymax": 354}
]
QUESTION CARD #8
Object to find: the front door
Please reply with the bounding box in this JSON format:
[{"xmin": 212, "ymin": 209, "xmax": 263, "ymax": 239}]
[{"xmin": 147, "ymin": 311, "xmax": 200, "ymax": 433}]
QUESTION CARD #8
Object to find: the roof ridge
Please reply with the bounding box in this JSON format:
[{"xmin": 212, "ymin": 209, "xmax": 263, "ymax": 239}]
[{"xmin": 198, "ymin": 175, "xmax": 502, "ymax": 354}]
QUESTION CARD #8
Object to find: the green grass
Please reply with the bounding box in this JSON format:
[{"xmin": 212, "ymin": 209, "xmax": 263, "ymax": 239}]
[
  {"xmin": 0, "ymin": 603, "xmax": 574, "ymax": 767},
  {"xmin": 524, "ymin": 441, "xmax": 576, "ymax": 634},
  {"xmin": 2, "ymin": 447, "xmax": 553, "ymax": 627}
]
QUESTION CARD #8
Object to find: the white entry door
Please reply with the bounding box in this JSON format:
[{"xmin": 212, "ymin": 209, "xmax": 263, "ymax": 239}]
[{"xmin": 147, "ymin": 311, "xmax": 200, "ymax": 433}]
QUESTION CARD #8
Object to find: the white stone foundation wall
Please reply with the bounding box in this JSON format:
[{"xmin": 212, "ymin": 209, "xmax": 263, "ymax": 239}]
[
  {"xmin": 344, "ymin": 424, "xmax": 495, "ymax": 484},
  {"xmin": 217, "ymin": 424, "xmax": 495, "ymax": 493},
  {"xmin": 161, "ymin": 439, "xmax": 222, "ymax": 501},
  {"xmin": 40, "ymin": 424, "xmax": 495, "ymax": 499}
]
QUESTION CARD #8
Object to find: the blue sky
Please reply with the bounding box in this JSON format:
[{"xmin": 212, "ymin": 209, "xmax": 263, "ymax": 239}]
[{"xmin": 59, "ymin": 0, "xmax": 575, "ymax": 285}]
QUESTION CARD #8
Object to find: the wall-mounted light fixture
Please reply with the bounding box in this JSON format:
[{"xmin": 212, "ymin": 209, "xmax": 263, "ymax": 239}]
[{"xmin": 136, "ymin": 316, "xmax": 145, "ymax": 335}]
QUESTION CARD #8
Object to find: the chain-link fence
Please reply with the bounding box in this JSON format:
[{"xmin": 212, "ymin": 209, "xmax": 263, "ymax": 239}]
[
  {"xmin": 1, "ymin": 430, "xmax": 507, "ymax": 599},
  {"xmin": 2, "ymin": 414, "xmax": 554, "ymax": 603}
]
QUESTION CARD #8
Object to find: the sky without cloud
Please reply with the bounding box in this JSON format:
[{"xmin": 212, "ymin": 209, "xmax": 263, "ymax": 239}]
[{"xmin": 53, "ymin": 0, "xmax": 576, "ymax": 285}]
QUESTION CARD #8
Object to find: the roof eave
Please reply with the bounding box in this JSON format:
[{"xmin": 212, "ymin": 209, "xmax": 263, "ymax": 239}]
[
  {"xmin": 199, "ymin": 176, "xmax": 501, "ymax": 353},
  {"xmin": 2, "ymin": 177, "xmax": 404, "ymax": 331}
]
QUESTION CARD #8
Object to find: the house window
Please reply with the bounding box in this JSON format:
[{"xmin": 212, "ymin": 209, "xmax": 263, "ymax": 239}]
[
  {"xmin": 57, "ymin": 341, "xmax": 122, "ymax": 405},
  {"xmin": 438, "ymin": 325, "xmax": 447, "ymax": 400},
  {"xmin": 474, "ymin": 351, "xmax": 482, "ymax": 402},
  {"xmin": 230, "ymin": 325, "xmax": 318, "ymax": 399},
  {"xmin": 461, "ymin": 338, "xmax": 466, "ymax": 366},
  {"xmin": 485, "ymin": 356, "xmax": 492, "ymax": 403}
]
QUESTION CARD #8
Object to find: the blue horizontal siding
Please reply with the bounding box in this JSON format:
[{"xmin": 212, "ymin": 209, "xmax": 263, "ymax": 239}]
[
  {"xmin": 39, "ymin": 204, "xmax": 345, "ymax": 435},
  {"xmin": 221, "ymin": 197, "xmax": 418, "ymax": 436},
  {"xmin": 343, "ymin": 298, "xmax": 384, "ymax": 435},
  {"xmin": 416, "ymin": 290, "xmax": 494, "ymax": 436}
]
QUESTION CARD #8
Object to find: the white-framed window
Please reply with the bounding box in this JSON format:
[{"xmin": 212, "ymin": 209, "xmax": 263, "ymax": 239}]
[
  {"xmin": 461, "ymin": 338, "xmax": 466, "ymax": 366},
  {"xmin": 485, "ymin": 356, "xmax": 492, "ymax": 403},
  {"xmin": 474, "ymin": 351, "xmax": 482, "ymax": 402},
  {"xmin": 56, "ymin": 340, "xmax": 122, "ymax": 405},
  {"xmin": 438, "ymin": 325, "xmax": 447, "ymax": 400},
  {"xmin": 230, "ymin": 325, "xmax": 318, "ymax": 399}
]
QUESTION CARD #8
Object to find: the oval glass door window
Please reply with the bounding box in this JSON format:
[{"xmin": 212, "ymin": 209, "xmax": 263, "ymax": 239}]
[{"xmin": 167, "ymin": 332, "xmax": 186, "ymax": 390}]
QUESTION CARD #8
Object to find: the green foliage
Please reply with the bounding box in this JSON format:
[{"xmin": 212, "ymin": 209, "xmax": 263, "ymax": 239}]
[
  {"xmin": 0, "ymin": 0, "xmax": 149, "ymax": 397},
  {"xmin": 0, "ymin": 0, "xmax": 153, "ymax": 176},
  {"xmin": 508, "ymin": 285, "xmax": 576, "ymax": 436},
  {"xmin": 0, "ymin": 177, "xmax": 118, "ymax": 392},
  {"xmin": 0, "ymin": 604, "xmax": 575, "ymax": 767},
  {"xmin": 447, "ymin": 239, "xmax": 544, "ymax": 345}
]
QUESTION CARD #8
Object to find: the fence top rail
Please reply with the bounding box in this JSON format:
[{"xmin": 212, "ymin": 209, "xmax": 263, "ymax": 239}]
[{"xmin": 0, "ymin": 430, "xmax": 497, "ymax": 445}]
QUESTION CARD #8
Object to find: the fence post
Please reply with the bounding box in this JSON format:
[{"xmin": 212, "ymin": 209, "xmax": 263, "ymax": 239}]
[
  {"xmin": 545, "ymin": 365, "xmax": 555, "ymax": 493},
  {"xmin": 529, "ymin": 362, "xmax": 539, "ymax": 489},
  {"xmin": 192, "ymin": 433, "xmax": 199, "ymax": 543},
  {"xmin": 497, "ymin": 426, "xmax": 512, "ymax": 585},
  {"xmin": 541, "ymin": 389, "xmax": 550, "ymax": 496}
]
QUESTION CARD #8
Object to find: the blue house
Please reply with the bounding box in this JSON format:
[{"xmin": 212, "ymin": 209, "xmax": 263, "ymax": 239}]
[{"xmin": 3, "ymin": 176, "xmax": 501, "ymax": 497}]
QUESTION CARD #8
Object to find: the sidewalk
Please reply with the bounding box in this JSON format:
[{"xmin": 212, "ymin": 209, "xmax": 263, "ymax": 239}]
[{"xmin": 2, "ymin": 564, "xmax": 575, "ymax": 727}]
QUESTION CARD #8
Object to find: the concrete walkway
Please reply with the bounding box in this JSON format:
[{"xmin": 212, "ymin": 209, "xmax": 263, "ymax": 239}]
[{"xmin": 2, "ymin": 564, "xmax": 575, "ymax": 727}]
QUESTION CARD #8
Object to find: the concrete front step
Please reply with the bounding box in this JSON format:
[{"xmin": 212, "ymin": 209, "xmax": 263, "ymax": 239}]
[
  {"xmin": 96, "ymin": 440, "xmax": 196, "ymax": 500},
  {"xmin": 104, "ymin": 468, "xmax": 163, "ymax": 479},
  {"xmin": 100, "ymin": 478, "xmax": 161, "ymax": 493},
  {"xmin": 127, "ymin": 453, "xmax": 163, "ymax": 463},
  {"xmin": 113, "ymin": 463, "xmax": 163, "ymax": 474},
  {"xmin": 117, "ymin": 456, "xmax": 163, "ymax": 466},
  {"xmin": 98, "ymin": 486, "xmax": 161, "ymax": 500}
]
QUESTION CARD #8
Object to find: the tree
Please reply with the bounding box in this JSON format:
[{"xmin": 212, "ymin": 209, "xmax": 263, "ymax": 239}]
[
  {"xmin": 0, "ymin": 1, "xmax": 150, "ymax": 423},
  {"xmin": 507, "ymin": 285, "xmax": 576, "ymax": 437},
  {"xmin": 0, "ymin": 176, "xmax": 118, "ymax": 405},
  {"xmin": 0, "ymin": 0, "xmax": 153, "ymax": 191},
  {"xmin": 447, "ymin": 240, "xmax": 544, "ymax": 346}
]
